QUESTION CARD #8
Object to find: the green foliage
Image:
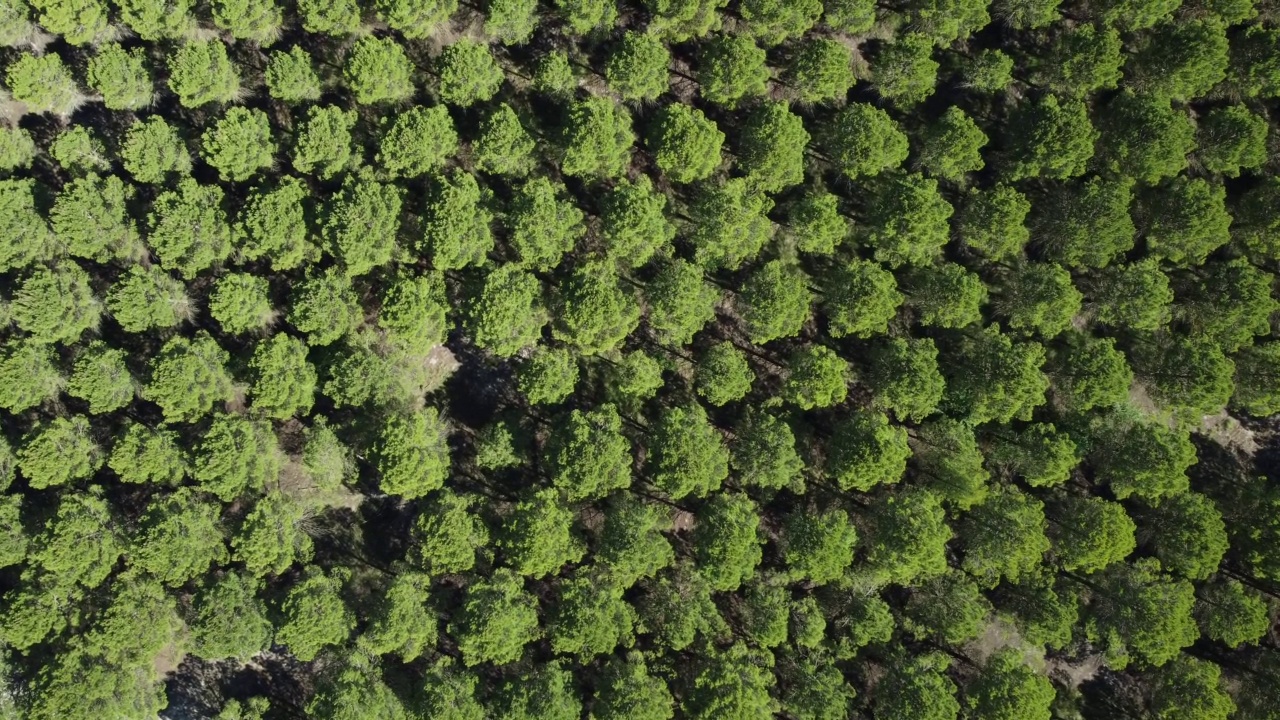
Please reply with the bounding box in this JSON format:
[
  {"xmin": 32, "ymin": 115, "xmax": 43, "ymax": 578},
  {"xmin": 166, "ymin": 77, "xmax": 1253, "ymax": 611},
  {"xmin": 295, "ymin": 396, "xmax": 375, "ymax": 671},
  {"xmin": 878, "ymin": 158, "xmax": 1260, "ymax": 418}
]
[
  {"xmin": 731, "ymin": 408, "xmax": 804, "ymax": 490},
  {"xmin": 143, "ymin": 333, "xmax": 234, "ymax": 423},
  {"xmin": 1049, "ymin": 494, "xmax": 1136, "ymax": 573},
  {"xmin": 201, "ymin": 107, "xmax": 274, "ymax": 182},
  {"xmin": 6, "ymin": 52, "xmax": 81, "ymax": 115},
  {"xmin": 689, "ymin": 177, "xmax": 775, "ymax": 270},
  {"xmin": 116, "ymin": 0, "xmax": 193, "ymax": 39},
  {"xmin": 875, "ymin": 655, "xmax": 959, "ymax": 720},
  {"xmin": 648, "ymin": 403, "xmax": 729, "ymax": 499},
  {"xmin": 53, "ymin": 174, "xmax": 137, "ymax": 262},
  {"xmin": 942, "ymin": 325, "xmax": 1048, "ymax": 424},
  {"xmin": 18, "ymin": 415, "xmax": 102, "ymax": 488},
  {"xmin": 696, "ymin": 342, "xmax": 754, "ymax": 406},
  {"xmin": 866, "ymin": 337, "xmax": 944, "ymax": 422},
  {"xmin": 132, "ymin": 488, "xmax": 228, "ymax": 586},
  {"xmin": 866, "ymin": 173, "xmax": 953, "ymax": 268},
  {"xmin": 648, "ymin": 104, "xmax": 724, "ymax": 183},
  {"xmin": 363, "ymin": 572, "xmax": 437, "ymax": 661},
  {"xmin": 549, "ymin": 571, "xmax": 636, "ymax": 657},
  {"xmin": 1149, "ymin": 656, "xmax": 1235, "ymax": 720},
  {"xmin": 552, "ymin": 260, "xmax": 641, "ymax": 354},
  {"xmin": 108, "ymin": 422, "xmax": 186, "ymax": 485},
  {"xmin": 474, "ymin": 103, "xmax": 537, "ymax": 176},
  {"xmin": 913, "ymin": 416, "xmax": 990, "ymax": 510},
  {"xmin": 287, "ymin": 268, "xmax": 361, "ymax": 346},
  {"xmin": 592, "ymin": 653, "xmax": 675, "ymax": 720},
  {"xmin": 1232, "ymin": 341, "xmax": 1280, "ymax": 416},
  {"xmin": 466, "ymin": 264, "xmax": 547, "ymax": 357},
  {"xmin": 783, "ymin": 345, "xmax": 847, "ymax": 409},
  {"xmin": 27, "ymin": 0, "xmax": 108, "ymax": 43},
  {"xmin": 787, "ymin": 190, "xmax": 845, "ymax": 255},
  {"xmin": 420, "ymin": 171, "xmax": 493, "ymax": 270},
  {"xmin": 607, "ymin": 31, "xmax": 670, "ymax": 100},
  {"xmin": 275, "ymin": 569, "xmax": 355, "ymax": 661},
  {"xmin": 600, "ymin": 176, "xmax": 675, "ymax": 267},
  {"xmin": 67, "ymin": 341, "xmax": 133, "ymax": 414},
  {"xmin": 824, "ymin": 103, "xmax": 909, "ymax": 179},
  {"xmin": 781, "ymin": 508, "xmax": 856, "ymax": 584},
  {"xmin": 546, "ymin": 404, "xmax": 630, "ymax": 500},
  {"xmin": 1088, "ymin": 557, "xmax": 1197, "ymax": 667},
  {"xmin": 902, "ymin": 569, "xmax": 992, "ymax": 643},
  {"xmin": 822, "ymin": 258, "xmax": 901, "ymax": 339},
  {"xmin": 699, "ymin": 34, "xmax": 769, "ymax": 107},
  {"xmin": 0, "ymin": 125, "xmax": 34, "ymax": 171},
  {"xmin": 411, "ymin": 490, "xmax": 489, "ymax": 573},
  {"xmin": 863, "ymin": 488, "xmax": 951, "ymax": 586},
  {"xmin": 249, "ymin": 334, "xmax": 316, "ymax": 419},
  {"xmin": 692, "ymin": 492, "xmax": 761, "ymax": 591},
  {"xmin": 209, "ymin": 273, "xmax": 273, "ymax": 335},
  {"xmin": 1038, "ymin": 23, "xmax": 1122, "ymax": 96},
  {"xmin": 738, "ymin": 101, "xmax": 809, "ymax": 192},
  {"xmin": 486, "ymin": 0, "xmax": 537, "ymax": 44},
  {"xmin": 438, "ymin": 40, "xmax": 503, "ymax": 106},
  {"xmin": 740, "ymin": 0, "xmax": 820, "ymax": 44},
  {"xmin": 167, "ymin": 40, "xmax": 240, "ymax": 107},
  {"xmin": 508, "ymin": 176, "xmax": 585, "ymax": 269},
  {"xmin": 1086, "ymin": 260, "xmax": 1171, "ymax": 331},
  {"xmin": 959, "ymin": 486, "xmax": 1050, "ymax": 588},
  {"xmin": 212, "ymin": 0, "xmax": 282, "ymax": 44},
  {"xmin": 0, "ymin": 340, "xmax": 62, "ymax": 412},
  {"xmin": 106, "ymin": 266, "xmax": 188, "ymax": 332},
  {"xmin": 825, "ymin": 410, "xmax": 909, "ymax": 492},
  {"xmin": 556, "ymin": 0, "xmax": 616, "ymax": 33},
  {"xmin": 966, "ymin": 650, "xmax": 1055, "ymax": 720},
  {"xmin": 344, "ymin": 36, "xmax": 415, "ymax": 104},
  {"xmin": 1145, "ymin": 492, "xmax": 1227, "ymax": 581},
  {"xmin": 560, "ymin": 96, "xmax": 634, "ymax": 179},
  {"xmin": 378, "ymin": 105, "xmax": 458, "ymax": 178},
  {"xmin": 518, "ymin": 347, "xmax": 579, "ymax": 405},
  {"xmin": 323, "ymin": 175, "xmax": 403, "ymax": 277},
  {"xmin": 646, "ymin": 258, "xmax": 719, "ymax": 344},
  {"xmin": 534, "ymin": 51, "xmax": 578, "ymax": 94},
  {"xmin": 1194, "ymin": 580, "xmax": 1269, "ymax": 648},
  {"xmin": 872, "ymin": 33, "xmax": 938, "ymax": 107},
  {"xmin": 265, "ymin": 46, "xmax": 321, "ymax": 103},
  {"xmin": 956, "ymin": 184, "xmax": 1029, "ymax": 261},
  {"xmin": 915, "ymin": 106, "xmax": 986, "ymax": 180},
  {"xmin": 148, "ymin": 179, "xmax": 233, "ymax": 279},
  {"xmin": 292, "ymin": 106, "xmax": 356, "ymax": 179},
  {"xmin": 11, "ymin": 264, "xmax": 100, "ymax": 345},
  {"xmin": 994, "ymin": 262, "xmax": 1082, "ymax": 338},
  {"xmin": 1099, "ymin": 93, "xmax": 1195, "ymax": 184},
  {"xmin": 1132, "ymin": 334, "xmax": 1235, "ymax": 419},
  {"xmin": 786, "ymin": 38, "xmax": 853, "ymax": 102},
  {"xmin": 738, "ymin": 259, "xmax": 812, "ymax": 344},
  {"xmin": 1034, "ymin": 170, "xmax": 1136, "ymax": 263},
  {"xmin": 1004, "ymin": 94, "xmax": 1098, "ymax": 181},
  {"xmin": 900, "ymin": 262, "xmax": 988, "ymax": 329},
  {"xmin": 121, "ymin": 117, "xmax": 191, "ymax": 184},
  {"xmin": 374, "ymin": 409, "xmax": 450, "ymax": 499},
  {"xmin": 193, "ymin": 413, "xmax": 280, "ymax": 500},
  {"xmin": 961, "ymin": 48, "xmax": 1013, "ymax": 91},
  {"xmin": 1126, "ymin": 19, "xmax": 1228, "ymax": 102},
  {"xmin": 85, "ymin": 43, "xmax": 151, "ymax": 109},
  {"xmin": 499, "ymin": 487, "xmax": 584, "ymax": 577},
  {"xmin": 449, "ymin": 568, "xmax": 540, "ymax": 666},
  {"xmin": 48, "ymin": 127, "xmax": 108, "ymax": 176},
  {"xmin": 1197, "ymin": 104, "xmax": 1268, "ymax": 178},
  {"xmin": 375, "ymin": 0, "xmax": 456, "ymax": 36},
  {"xmin": 987, "ymin": 423, "xmax": 1077, "ymax": 488},
  {"xmin": 237, "ymin": 178, "xmax": 314, "ymax": 270}
]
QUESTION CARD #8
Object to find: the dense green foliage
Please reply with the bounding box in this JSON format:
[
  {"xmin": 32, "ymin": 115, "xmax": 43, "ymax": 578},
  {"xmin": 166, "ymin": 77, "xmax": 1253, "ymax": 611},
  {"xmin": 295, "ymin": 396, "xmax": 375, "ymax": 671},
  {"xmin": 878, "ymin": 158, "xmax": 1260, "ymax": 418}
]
[{"xmin": 0, "ymin": 2, "xmax": 1277, "ymax": 717}]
